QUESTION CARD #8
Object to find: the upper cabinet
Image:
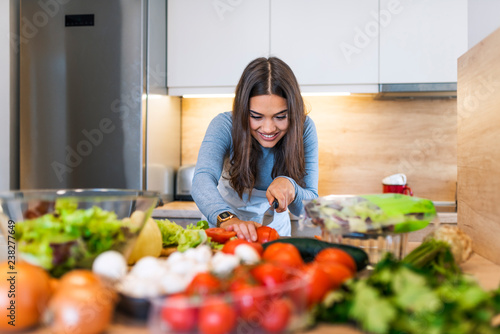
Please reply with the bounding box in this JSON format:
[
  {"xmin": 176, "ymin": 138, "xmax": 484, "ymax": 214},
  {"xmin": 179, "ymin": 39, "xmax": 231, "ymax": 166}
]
[
  {"xmin": 167, "ymin": 0, "xmax": 468, "ymax": 95},
  {"xmin": 379, "ymin": 0, "xmax": 468, "ymax": 84},
  {"xmin": 270, "ymin": 0, "xmax": 379, "ymax": 92},
  {"xmin": 167, "ymin": 0, "xmax": 269, "ymax": 96}
]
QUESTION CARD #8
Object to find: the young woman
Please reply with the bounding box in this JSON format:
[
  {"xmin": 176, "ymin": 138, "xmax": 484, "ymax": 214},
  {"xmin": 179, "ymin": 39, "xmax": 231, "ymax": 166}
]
[{"xmin": 191, "ymin": 57, "xmax": 318, "ymax": 241}]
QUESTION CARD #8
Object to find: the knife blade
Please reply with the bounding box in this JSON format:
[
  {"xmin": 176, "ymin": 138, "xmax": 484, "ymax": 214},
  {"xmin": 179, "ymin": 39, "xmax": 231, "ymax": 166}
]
[{"xmin": 262, "ymin": 199, "xmax": 279, "ymax": 225}]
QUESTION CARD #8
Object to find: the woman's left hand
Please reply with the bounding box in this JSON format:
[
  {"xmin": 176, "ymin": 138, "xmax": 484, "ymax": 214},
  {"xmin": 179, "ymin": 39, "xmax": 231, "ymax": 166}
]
[{"xmin": 266, "ymin": 177, "xmax": 295, "ymax": 213}]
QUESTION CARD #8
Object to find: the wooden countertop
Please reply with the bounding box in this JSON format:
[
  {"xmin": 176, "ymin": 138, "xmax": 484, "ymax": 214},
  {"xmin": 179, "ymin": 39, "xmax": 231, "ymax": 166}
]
[{"xmin": 28, "ymin": 244, "xmax": 499, "ymax": 334}]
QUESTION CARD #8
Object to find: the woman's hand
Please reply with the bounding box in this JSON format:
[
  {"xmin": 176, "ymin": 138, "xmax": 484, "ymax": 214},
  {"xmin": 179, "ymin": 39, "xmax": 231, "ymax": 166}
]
[
  {"xmin": 266, "ymin": 177, "xmax": 295, "ymax": 213},
  {"xmin": 221, "ymin": 218, "xmax": 261, "ymax": 242}
]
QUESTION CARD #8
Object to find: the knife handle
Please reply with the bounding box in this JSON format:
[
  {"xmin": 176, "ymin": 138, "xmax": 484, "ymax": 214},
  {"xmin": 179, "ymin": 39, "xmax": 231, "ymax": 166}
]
[{"xmin": 272, "ymin": 199, "xmax": 279, "ymax": 209}]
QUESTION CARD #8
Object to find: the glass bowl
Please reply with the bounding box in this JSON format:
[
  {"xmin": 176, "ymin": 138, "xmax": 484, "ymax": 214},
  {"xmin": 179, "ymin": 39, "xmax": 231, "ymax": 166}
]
[
  {"xmin": 0, "ymin": 189, "xmax": 159, "ymax": 277},
  {"xmin": 301, "ymin": 194, "xmax": 437, "ymax": 265},
  {"xmin": 148, "ymin": 268, "xmax": 309, "ymax": 334}
]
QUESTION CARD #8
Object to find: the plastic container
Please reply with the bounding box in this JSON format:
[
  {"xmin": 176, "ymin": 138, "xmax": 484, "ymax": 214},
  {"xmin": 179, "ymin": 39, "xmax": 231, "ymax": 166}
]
[
  {"xmin": 148, "ymin": 269, "xmax": 309, "ymax": 334},
  {"xmin": 302, "ymin": 194, "xmax": 437, "ymax": 264},
  {"xmin": 0, "ymin": 189, "xmax": 159, "ymax": 277}
]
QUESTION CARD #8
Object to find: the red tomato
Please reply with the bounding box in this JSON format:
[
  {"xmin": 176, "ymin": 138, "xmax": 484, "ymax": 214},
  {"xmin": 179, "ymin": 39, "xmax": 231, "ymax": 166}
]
[
  {"xmin": 250, "ymin": 262, "xmax": 289, "ymax": 288},
  {"xmin": 185, "ymin": 272, "xmax": 222, "ymax": 296},
  {"xmin": 318, "ymin": 262, "xmax": 354, "ymax": 290},
  {"xmin": 262, "ymin": 243, "xmax": 304, "ymax": 268},
  {"xmin": 198, "ymin": 297, "xmax": 237, "ymax": 334},
  {"xmin": 302, "ymin": 263, "xmax": 333, "ymax": 307},
  {"xmin": 256, "ymin": 226, "xmax": 280, "ymax": 243},
  {"xmin": 314, "ymin": 248, "xmax": 357, "ymax": 273},
  {"xmin": 230, "ymin": 280, "xmax": 266, "ymax": 323},
  {"xmin": 222, "ymin": 239, "xmax": 264, "ymax": 256},
  {"xmin": 260, "ymin": 298, "xmax": 292, "ymax": 333},
  {"xmin": 205, "ymin": 227, "xmax": 237, "ymax": 244},
  {"xmin": 161, "ymin": 294, "xmax": 198, "ymax": 332}
]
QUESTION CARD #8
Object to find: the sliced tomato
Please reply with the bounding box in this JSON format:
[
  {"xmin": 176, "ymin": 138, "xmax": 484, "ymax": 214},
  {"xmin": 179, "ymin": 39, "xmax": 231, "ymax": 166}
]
[
  {"xmin": 205, "ymin": 227, "xmax": 237, "ymax": 244},
  {"xmin": 222, "ymin": 239, "xmax": 263, "ymax": 256},
  {"xmin": 262, "ymin": 242, "xmax": 304, "ymax": 269},
  {"xmin": 256, "ymin": 226, "xmax": 280, "ymax": 243}
]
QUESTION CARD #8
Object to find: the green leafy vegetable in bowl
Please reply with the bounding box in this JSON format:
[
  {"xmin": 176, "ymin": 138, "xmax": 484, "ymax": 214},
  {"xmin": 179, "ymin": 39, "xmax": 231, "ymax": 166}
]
[
  {"xmin": 155, "ymin": 219, "xmax": 208, "ymax": 252},
  {"xmin": 303, "ymin": 194, "xmax": 437, "ymax": 235},
  {"xmin": 15, "ymin": 199, "xmax": 138, "ymax": 277}
]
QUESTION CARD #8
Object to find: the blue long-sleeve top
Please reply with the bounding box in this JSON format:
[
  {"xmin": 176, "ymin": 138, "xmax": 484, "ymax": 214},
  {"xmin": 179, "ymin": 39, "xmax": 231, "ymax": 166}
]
[{"xmin": 191, "ymin": 112, "xmax": 319, "ymax": 227}]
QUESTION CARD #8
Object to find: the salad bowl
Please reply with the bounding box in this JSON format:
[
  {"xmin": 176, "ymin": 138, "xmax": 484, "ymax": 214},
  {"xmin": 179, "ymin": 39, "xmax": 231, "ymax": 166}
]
[{"xmin": 0, "ymin": 189, "xmax": 159, "ymax": 277}]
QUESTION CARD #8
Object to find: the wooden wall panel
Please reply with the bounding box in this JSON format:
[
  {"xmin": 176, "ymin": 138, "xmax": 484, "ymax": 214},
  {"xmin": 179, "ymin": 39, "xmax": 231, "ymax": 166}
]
[
  {"xmin": 457, "ymin": 27, "xmax": 500, "ymax": 265},
  {"xmin": 182, "ymin": 95, "xmax": 457, "ymax": 201}
]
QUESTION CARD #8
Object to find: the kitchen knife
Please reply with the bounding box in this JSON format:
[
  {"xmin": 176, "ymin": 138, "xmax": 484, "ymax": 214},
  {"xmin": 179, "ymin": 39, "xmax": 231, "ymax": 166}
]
[{"xmin": 262, "ymin": 199, "xmax": 279, "ymax": 225}]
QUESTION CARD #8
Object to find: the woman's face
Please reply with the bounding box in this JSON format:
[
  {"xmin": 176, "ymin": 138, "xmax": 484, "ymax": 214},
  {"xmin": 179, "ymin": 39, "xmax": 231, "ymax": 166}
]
[{"xmin": 248, "ymin": 94, "xmax": 289, "ymax": 148}]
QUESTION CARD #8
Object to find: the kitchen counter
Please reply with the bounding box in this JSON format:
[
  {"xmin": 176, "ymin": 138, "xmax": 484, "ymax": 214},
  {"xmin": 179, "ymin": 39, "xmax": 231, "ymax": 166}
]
[
  {"xmin": 28, "ymin": 247, "xmax": 500, "ymax": 334},
  {"xmin": 152, "ymin": 201, "xmax": 458, "ymax": 241}
]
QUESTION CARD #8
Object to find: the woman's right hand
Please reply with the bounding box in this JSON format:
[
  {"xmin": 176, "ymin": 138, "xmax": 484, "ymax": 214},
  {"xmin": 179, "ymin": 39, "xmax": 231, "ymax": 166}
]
[{"xmin": 221, "ymin": 218, "xmax": 261, "ymax": 242}]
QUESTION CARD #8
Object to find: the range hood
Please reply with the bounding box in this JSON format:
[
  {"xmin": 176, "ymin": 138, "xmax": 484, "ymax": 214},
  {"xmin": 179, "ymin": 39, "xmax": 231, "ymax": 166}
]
[{"xmin": 375, "ymin": 83, "xmax": 457, "ymax": 100}]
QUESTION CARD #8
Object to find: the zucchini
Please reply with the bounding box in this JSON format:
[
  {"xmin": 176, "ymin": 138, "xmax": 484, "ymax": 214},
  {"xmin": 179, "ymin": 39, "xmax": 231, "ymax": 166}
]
[{"xmin": 262, "ymin": 237, "xmax": 369, "ymax": 272}]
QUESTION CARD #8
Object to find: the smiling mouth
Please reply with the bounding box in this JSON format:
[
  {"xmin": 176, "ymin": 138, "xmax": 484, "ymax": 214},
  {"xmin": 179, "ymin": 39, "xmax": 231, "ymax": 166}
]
[{"xmin": 258, "ymin": 132, "xmax": 279, "ymax": 141}]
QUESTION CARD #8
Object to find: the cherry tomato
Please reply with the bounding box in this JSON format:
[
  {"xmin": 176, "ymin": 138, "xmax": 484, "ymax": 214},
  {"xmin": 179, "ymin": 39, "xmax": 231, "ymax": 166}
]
[
  {"xmin": 302, "ymin": 263, "xmax": 333, "ymax": 307},
  {"xmin": 260, "ymin": 298, "xmax": 292, "ymax": 333},
  {"xmin": 256, "ymin": 226, "xmax": 280, "ymax": 243},
  {"xmin": 250, "ymin": 262, "xmax": 289, "ymax": 288},
  {"xmin": 318, "ymin": 262, "xmax": 354, "ymax": 290},
  {"xmin": 205, "ymin": 227, "xmax": 237, "ymax": 244},
  {"xmin": 230, "ymin": 280, "xmax": 266, "ymax": 323},
  {"xmin": 222, "ymin": 239, "xmax": 264, "ymax": 256},
  {"xmin": 262, "ymin": 243, "xmax": 304, "ymax": 269},
  {"xmin": 314, "ymin": 248, "xmax": 357, "ymax": 273},
  {"xmin": 198, "ymin": 297, "xmax": 237, "ymax": 334},
  {"xmin": 185, "ymin": 272, "xmax": 222, "ymax": 296},
  {"xmin": 161, "ymin": 294, "xmax": 198, "ymax": 332}
]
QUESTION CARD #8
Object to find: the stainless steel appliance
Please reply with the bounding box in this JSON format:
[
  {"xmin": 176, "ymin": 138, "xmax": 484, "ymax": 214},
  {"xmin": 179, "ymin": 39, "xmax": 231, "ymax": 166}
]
[
  {"xmin": 175, "ymin": 164, "xmax": 195, "ymax": 201},
  {"xmin": 19, "ymin": 0, "xmax": 175, "ymax": 190}
]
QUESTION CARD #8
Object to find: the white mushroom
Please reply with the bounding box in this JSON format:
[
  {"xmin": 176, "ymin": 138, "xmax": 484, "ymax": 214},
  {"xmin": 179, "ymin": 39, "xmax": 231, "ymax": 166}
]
[
  {"xmin": 210, "ymin": 252, "xmax": 240, "ymax": 276},
  {"xmin": 234, "ymin": 244, "xmax": 261, "ymax": 265},
  {"xmin": 92, "ymin": 250, "xmax": 128, "ymax": 282}
]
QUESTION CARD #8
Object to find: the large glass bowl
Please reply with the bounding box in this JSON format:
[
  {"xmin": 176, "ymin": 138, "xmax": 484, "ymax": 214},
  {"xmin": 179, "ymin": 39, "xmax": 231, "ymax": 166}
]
[
  {"xmin": 0, "ymin": 189, "xmax": 159, "ymax": 277},
  {"xmin": 148, "ymin": 267, "xmax": 309, "ymax": 334},
  {"xmin": 301, "ymin": 194, "xmax": 437, "ymax": 265}
]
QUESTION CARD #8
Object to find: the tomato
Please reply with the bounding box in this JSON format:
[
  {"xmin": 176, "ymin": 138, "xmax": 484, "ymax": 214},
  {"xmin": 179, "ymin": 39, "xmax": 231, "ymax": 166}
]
[
  {"xmin": 262, "ymin": 243, "xmax": 304, "ymax": 269},
  {"xmin": 302, "ymin": 263, "xmax": 333, "ymax": 307},
  {"xmin": 260, "ymin": 298, "xmax": 292, "ymax": 333},
  {"xmin": 250, "ymin": 262, "xmax": 289, "ymax": 288},
  {"xmin": 230, "ymin": 280, "xmax": 266, "ymax": 323},
  {"xmin": 314, "ymin": 248, "xmax": 357, "ymax": 273},
  {"xmin": 222, "ymin": 239, "xmax": 263, "ymax": 256},
  {"xmin": 256, "ymin": 226, "xmax": 280, "ymax": 243},
  {"xmin": 161, "ymin": 294, "xmax": 198, "ymax": 332},
  {"xmin": 198, "ymin": 297, "xmax": 237, "ymax": 334},
  {"xmin": 318, "ymin": 262, "xmax": 354, "ymax": 290},
  {"xmin": 185, "ymin": 272, "xmax": 222, "ymax": 296},
  {"xmin": 205, "ymin": 227, "xmax": 237, "ymax": 244}
]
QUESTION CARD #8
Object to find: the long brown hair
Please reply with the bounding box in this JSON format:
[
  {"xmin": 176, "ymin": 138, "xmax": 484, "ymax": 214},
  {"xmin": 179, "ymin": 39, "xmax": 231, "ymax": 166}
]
[{"xmin": 229, "ymin": 57, "xmax": 307, "ymax": 199}]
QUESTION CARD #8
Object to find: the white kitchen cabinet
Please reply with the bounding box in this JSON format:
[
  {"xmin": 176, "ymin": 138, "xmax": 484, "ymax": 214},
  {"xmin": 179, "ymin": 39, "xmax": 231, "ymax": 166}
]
[
  {"xmin": 167, "ymin": 0, "xmax": 270, "ymax": 95},
  {"xmin": 379, "ymin": 0, "xmax": 468, "ymax": 84},
  {"xmin": 270, "ymin": 0, "xmax": 379, "ymax": 92}
]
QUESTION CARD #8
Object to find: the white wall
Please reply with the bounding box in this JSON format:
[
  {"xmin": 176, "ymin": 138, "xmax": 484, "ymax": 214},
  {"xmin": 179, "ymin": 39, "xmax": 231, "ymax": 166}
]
[
  {"xmin": 468, "ymin": 0, "xmax": 500, "ymax": 49},
  {"xmin": 0, "ymin": 1, "xmax": 11, "ymax": 191}
]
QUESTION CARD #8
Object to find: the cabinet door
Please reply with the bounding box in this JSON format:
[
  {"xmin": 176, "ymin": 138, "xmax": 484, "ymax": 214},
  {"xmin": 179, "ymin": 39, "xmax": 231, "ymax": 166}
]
[
  {"xmin": 379, "ymin": 0, "xmax": 467, "ymax": 84},
  {"xmin": 270, "ymin": 0, "xmax": 379, "ymax": 90},
  {"xmin": 167, "ymin": 0, "xmax": 270, "ymax": 95}
]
